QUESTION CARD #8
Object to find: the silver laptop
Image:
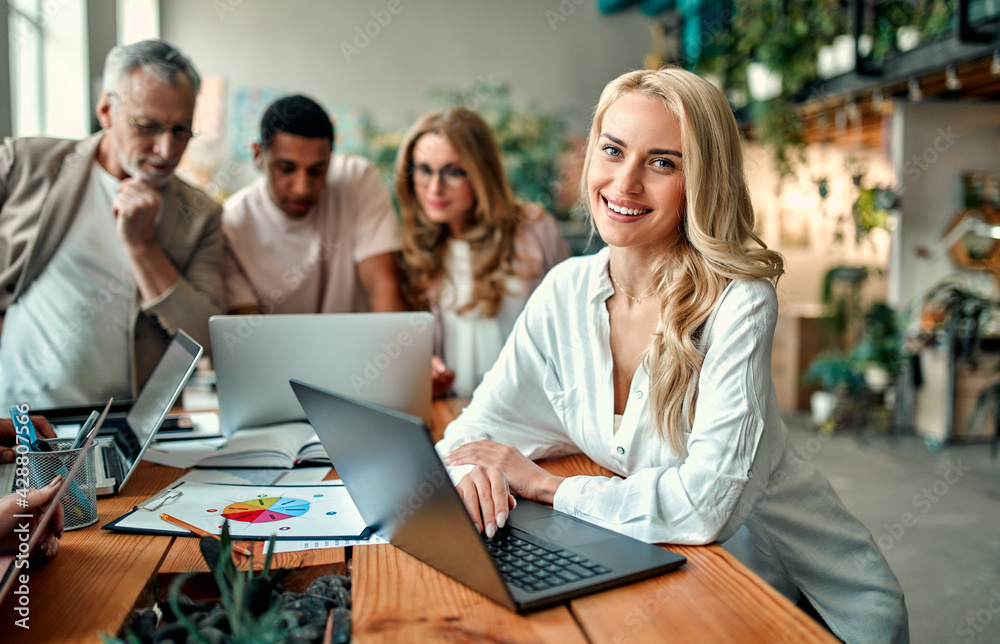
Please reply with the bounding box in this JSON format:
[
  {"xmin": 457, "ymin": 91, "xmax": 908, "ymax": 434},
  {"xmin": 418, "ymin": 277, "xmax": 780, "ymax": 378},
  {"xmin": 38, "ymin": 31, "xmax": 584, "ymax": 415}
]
[
  {"xmin": 1, "ymin": 330, "xmax": 203, "ymax": 495},
  {"xmin": 291, "ymin": 379, "xmax": 686, "ymax": 613},
  {"xmin": 210, "ymin": 313, "xmax": 433, "ymax": 437}
]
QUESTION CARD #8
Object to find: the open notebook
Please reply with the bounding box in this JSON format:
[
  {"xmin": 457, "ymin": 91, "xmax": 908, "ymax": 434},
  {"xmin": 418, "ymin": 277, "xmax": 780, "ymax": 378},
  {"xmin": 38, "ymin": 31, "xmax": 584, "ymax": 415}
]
[{"xmin": 194, "ymin": 422, "xmax": 328, "ymax": 469}]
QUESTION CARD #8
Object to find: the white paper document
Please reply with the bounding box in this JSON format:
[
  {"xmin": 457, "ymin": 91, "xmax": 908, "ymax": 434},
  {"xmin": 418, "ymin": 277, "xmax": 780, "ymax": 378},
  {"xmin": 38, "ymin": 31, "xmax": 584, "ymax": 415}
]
[
  {"xmin": 269, "ymin": 534, "xmax": 388, "ymax": 553},
  {"xmin": 274, "ymin": 467, "xmax": 335, "ymax": 485},
  {"xmin": 142, "ymin": 437, "xmax": 228, "ymax": 468},
  {"xmin": 104, "ymin": 481, "xmax": 368, "ymax": 540},
  {"xmin": 176, "ymin": 469, "xmax": 286, "ymax": 486}
]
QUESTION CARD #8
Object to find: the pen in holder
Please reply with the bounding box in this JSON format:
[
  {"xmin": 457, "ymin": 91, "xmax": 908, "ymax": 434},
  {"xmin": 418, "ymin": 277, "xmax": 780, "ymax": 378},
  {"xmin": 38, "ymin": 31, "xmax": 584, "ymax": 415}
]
[{"xmin": 27, "ymin": 439, "xmax": 99, "ymax": 531}]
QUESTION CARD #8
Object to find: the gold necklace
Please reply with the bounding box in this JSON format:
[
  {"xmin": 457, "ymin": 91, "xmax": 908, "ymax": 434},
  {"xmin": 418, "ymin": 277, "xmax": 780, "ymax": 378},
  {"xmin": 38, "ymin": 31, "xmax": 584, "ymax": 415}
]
[{"xmin": 609, "ymin": 269, "xmax": 654, "ymax": 304}]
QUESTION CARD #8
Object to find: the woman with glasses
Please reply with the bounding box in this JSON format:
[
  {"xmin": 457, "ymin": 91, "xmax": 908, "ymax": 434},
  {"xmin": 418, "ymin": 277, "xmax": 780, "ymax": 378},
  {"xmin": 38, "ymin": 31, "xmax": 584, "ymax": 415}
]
[
  {"xmin": 437, "ymin": 68, "xmax": 908, "ymax": 643},
  {"xmin": 395, "ymin": 108, "xmax": 570, "ymax": 398}
]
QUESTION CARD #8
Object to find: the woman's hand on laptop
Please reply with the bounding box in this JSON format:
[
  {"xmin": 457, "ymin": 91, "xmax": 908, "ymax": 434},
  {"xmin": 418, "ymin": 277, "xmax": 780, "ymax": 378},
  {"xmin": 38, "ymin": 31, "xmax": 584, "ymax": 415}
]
[
  {"xmin": 0, "ymin": 477, "xmax": 65, "ymax": 559},
  {"xmin": 447, "ymin": 440, "xmax": 564, "ymax": 538},
  {"xmin": 0, "ymin": 417, "xmax": 56, "ymax": 463}
]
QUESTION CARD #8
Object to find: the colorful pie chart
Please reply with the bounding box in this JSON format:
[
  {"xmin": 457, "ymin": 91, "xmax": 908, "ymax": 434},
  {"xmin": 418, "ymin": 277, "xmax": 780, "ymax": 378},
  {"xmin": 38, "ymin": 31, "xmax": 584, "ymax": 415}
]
[{"xmin": 222, "ymin": 496, "xmax": 311, "ymax": 523}]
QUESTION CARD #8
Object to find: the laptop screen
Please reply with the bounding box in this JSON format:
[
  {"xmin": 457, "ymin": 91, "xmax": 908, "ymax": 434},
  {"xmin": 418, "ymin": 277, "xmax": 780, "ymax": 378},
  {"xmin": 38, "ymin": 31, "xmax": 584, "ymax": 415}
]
[
  {"xmin": 210, "ymin": 312, "xmax": 433, "ymax": 436},
  {"xmin": 113, "ymin": 330, "xmax": 202, "ymax": 489}
]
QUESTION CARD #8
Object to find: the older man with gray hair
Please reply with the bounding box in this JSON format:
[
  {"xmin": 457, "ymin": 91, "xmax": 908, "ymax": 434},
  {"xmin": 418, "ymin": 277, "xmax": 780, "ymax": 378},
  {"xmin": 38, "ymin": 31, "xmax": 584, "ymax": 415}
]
[{"xmin": 0, "ymin": 39, "xmax": 223, "ymax": 409}]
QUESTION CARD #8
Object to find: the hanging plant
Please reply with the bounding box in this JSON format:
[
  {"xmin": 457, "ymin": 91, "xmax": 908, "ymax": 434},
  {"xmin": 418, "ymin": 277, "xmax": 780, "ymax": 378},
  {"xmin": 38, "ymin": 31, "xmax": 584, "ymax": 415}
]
[
  {"xmin": 696, "ymin": 0, "xmax": 845, "ymax": 182},
  {"xmin": 695, "ymin": 0, "xmax": 957, "ymax": 184},
  {"xmin": 852, "ymin": 186, "xmax": 892, "ymax": 242},
  {"xmin": 754, "ymin": 99, "xmax": 809, "ymax": 183}
]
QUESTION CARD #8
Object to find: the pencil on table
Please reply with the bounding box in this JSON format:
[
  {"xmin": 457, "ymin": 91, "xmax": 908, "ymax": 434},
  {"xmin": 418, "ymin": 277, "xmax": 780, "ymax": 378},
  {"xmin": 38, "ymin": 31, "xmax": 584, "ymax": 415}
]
[{"xmin": 159, "ymin": 512, "xmax": 253, "ymax": 556}]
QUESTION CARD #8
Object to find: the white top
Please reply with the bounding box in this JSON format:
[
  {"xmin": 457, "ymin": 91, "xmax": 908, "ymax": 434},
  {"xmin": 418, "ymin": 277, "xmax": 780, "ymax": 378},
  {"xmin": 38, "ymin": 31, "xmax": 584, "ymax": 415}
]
[
  {"xmin": 0, "ymin": 162, "xmax": 134, "ymax": 408},
  {"xmin": 437, "ymin": 247, "xmax": 908, "ymax": 644},
  {"xmin": 436, "ymin": 212, "xmax": 569, "ymax": 398},
  {"xmin": 222, "ymin": 154, "xmax": 402, "ymax": 313}
]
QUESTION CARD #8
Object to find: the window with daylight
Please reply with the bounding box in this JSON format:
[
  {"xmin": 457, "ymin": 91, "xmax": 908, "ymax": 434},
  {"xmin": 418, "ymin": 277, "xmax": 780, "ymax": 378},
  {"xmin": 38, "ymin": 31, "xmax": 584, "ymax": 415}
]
[
  {"xmin": 6, "ymin": 0, "xmax": 89, "ymax": 138},
  {"xmin": 8, "ymin": 0, "xmax": 44, "ymax": 136}
]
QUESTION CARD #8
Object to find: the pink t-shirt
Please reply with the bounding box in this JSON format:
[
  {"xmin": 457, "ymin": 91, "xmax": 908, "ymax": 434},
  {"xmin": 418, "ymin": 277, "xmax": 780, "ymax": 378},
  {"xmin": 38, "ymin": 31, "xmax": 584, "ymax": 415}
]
[{"xmin": 222, "ymin": 154, "xmax": 401, "ymax": 313}]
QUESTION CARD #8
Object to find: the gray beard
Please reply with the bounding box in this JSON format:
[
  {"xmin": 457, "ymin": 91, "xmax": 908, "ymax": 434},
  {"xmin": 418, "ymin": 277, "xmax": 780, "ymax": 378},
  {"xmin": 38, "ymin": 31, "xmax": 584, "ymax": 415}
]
[{"xmin": 117, "ymin": 149, "xmax": 172, "ymax": 188}]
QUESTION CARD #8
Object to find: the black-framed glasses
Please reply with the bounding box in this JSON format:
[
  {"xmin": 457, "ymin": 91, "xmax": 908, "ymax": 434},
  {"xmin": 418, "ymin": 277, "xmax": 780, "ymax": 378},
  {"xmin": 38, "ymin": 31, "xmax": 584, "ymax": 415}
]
[
  {"xmin": 411, "ymin": 163, "xmax": 468, "ymax": 189},
  {"xmin": 108, "ymin": 92, "xmax": 198, "ymax": 141}
]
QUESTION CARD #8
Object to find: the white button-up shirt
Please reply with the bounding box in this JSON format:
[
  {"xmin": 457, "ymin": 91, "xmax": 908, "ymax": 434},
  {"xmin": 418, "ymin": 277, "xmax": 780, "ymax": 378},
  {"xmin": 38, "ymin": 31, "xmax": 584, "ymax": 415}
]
[{"xmin": 438, "ymin": 247, "xmax": 908, "ymax": 644}]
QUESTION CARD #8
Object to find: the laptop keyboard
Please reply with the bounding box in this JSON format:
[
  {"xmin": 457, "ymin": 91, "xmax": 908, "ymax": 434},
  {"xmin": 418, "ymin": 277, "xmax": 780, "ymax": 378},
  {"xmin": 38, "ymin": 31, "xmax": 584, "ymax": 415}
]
[
  {"xmin": 101, "ymin": 445, "xmax": 125, "ymax": 483},
  {"xmin": 484, "ymin": 530, "xmax": 610, "ymax": 593}
]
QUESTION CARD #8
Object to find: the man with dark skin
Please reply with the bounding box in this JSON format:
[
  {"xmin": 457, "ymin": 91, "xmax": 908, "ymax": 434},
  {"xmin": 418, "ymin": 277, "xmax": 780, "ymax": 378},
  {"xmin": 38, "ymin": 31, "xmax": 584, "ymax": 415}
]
[{"xmin": 223, "ymin": 95, "xmax": 405, "ymax": 315}]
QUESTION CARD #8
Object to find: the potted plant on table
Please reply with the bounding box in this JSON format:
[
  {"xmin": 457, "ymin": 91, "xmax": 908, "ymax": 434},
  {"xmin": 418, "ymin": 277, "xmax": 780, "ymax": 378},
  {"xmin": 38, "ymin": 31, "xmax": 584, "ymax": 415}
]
[{"xmin": 101, "ymin": 526, "xmax": 351, "ymax": 644}]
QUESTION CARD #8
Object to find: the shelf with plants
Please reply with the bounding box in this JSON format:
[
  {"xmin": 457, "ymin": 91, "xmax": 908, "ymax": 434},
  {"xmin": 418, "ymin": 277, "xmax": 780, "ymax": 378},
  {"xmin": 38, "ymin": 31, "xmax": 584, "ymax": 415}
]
[
  {"xmin": 907, "ymin": 279, "xmax": 1000, "ymax": 448},
  {"xmin": 694, "ymin": 0, "xmax": 980, "ymax": 184}
]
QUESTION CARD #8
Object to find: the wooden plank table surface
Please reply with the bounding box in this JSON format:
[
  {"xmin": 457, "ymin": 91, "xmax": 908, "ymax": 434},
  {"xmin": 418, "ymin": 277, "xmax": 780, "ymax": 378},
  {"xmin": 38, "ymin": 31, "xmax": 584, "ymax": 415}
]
[
  {"xmin": 0, "ymin": 398, "xmax": 838, "ymax": 643},
  {"xmin": 0, "ymin": 462, "xmax": 182, "ymax": 642},
  {"xmin": 0, "ymin": 459, "xmax": 349, "ymax": 642},
  {"xmin": 159, "ymin": 534, "xmax": 346, "ymax": 574},
  {"xmin": 353, "ymin": 398, "xmax": 839, "ymax": 644}
]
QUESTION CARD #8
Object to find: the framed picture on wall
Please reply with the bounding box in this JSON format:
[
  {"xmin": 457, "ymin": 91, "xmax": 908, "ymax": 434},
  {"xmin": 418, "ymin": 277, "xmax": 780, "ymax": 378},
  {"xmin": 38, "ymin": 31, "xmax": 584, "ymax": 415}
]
[{"xmin": 779, "ymin": 208, "xmax": 812, "ymax": 249}]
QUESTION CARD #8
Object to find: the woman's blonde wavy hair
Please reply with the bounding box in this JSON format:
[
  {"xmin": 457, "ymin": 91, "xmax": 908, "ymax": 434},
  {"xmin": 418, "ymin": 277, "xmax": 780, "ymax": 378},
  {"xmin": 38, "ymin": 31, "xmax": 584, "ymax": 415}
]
[
  {"xmin": 580, "ymin": 67, "xmax": 785, "ymax": 456},
  {"xmin": 395, "ymin": 107, "xmax": 527, "ymax": 317}
]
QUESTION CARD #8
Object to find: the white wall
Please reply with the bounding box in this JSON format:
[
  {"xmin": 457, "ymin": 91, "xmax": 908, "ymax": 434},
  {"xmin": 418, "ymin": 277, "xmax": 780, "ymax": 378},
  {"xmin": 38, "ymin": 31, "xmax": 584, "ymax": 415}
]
[
  {"xmin": 118, "ymin": 0, "xmax": 159, "ymax": 44},
  {"xmin": 744, "ymin": 141, "xmax": 892, "ymax": 314},
  {"xmin": 890, "ymin": 101, "xmax": 1000, "ymax": 312},
  {"xmin": 160, "ymin": 0, "xmax": 654, "ymax": 195}
]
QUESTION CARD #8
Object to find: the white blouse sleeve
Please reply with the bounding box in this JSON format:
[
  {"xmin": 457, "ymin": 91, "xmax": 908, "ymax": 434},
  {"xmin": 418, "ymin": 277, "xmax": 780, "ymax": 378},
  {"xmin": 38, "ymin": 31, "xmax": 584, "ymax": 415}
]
[
  {"xmin": 436, "ymin": 275, "xmax": 583, "ymax": 462},
  {"xmin": 555, "ymin": 280, "xmax": 777, "ymax": 545}
]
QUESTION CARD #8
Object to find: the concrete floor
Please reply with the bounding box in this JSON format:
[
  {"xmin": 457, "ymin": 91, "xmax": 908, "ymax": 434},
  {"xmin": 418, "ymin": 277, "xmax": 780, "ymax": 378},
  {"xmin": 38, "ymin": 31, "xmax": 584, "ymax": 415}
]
[{"xmin": 783, "ymin": 413, "xmax": 1000, "ymax": 644}]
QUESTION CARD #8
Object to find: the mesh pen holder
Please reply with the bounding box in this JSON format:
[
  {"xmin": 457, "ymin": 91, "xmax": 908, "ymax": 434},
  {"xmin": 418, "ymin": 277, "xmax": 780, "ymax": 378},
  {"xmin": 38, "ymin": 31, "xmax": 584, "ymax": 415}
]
[{"xmin": 26, "ymin": 439, "xmax": 99, "ymax": 531}]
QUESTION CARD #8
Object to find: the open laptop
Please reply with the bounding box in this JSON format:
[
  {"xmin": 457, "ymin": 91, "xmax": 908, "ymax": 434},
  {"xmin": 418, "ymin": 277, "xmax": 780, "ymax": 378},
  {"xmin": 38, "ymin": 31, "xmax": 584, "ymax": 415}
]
[
  {"xmin": 291, "ymin": 380, "xmax": 686, "ymax": 613},
  {"xmin": 210, "ymin": 313, "xmax": 433, "ymax": 437},
  {"xmin": 2, "ymin": 330, "xmax": 203, "ymax": 495}
]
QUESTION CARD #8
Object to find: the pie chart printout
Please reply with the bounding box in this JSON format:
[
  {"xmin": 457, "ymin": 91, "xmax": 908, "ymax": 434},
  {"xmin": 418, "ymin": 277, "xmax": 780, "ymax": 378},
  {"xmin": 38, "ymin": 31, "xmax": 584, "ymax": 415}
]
[
  {"xmin": 222, "ymin": 496, "xmax": 312, "ymax": 524},
  {"xmin": 108, "ymin": 483, "xmax": 367, "ymax": 540}
]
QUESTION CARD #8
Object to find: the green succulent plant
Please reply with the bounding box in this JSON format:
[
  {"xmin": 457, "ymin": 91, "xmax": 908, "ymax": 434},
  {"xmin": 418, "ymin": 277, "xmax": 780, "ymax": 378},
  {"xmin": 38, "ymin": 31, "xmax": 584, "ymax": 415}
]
[{"xmin": 100, "ymin": 523, "xmax": 348, "ymax": 644}]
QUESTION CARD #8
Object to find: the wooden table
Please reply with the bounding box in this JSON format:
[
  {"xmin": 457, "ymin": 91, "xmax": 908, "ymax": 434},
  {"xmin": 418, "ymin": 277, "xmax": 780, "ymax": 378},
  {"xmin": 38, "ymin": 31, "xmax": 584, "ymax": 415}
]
[
  {"xmin": 353, "ymin": 398, "xmax": 837, "ymax": 643},
  {"xmin": 0, "ymin": 399, "xmax": 836, "ymax": 643}
]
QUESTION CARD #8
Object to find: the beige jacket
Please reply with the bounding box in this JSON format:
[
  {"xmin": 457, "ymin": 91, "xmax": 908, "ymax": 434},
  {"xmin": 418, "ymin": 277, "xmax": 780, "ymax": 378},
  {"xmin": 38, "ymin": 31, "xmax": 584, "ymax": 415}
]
[{"xmin": 0, "ymin": 134, "xmax": 224, "ymax": 393}]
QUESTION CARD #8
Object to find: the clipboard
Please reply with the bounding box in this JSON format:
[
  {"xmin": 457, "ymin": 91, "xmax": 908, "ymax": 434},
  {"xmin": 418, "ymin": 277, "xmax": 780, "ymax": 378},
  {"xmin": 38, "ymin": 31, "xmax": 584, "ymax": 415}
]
[{"xmin": 102, "ymin": 481, "xmax": 370, "ymax": 541}]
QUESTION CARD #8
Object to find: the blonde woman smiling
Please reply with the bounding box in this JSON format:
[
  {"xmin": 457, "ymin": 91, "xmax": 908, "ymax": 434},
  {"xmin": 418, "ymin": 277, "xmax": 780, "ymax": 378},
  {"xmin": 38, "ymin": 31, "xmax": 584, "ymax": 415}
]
[{"xmin": 437, "ymin": 68, "xmax": 909, "ymax": 643}]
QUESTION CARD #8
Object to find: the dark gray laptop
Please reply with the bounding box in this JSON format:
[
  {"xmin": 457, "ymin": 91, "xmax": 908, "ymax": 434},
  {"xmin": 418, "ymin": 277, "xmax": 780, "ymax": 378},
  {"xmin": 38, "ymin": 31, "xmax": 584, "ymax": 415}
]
[{"xmin": 291, "ymin": 379, "xmax": 686, "ymax": 613}]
